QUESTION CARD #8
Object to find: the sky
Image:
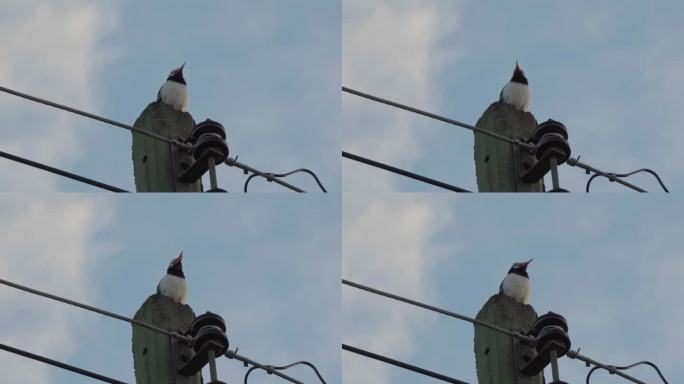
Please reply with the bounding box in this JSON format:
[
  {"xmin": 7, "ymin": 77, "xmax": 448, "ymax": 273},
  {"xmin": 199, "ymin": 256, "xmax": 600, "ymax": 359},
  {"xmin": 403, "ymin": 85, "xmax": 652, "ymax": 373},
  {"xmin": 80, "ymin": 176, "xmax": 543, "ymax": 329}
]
[
  {"xmin": 0, "ymin": 1, "xmax": 340, "ymax": 193},
  {"xmin": 0, "ymin": 195, "xmax": 340, "ymax": 384},
  {"xmin": 343, "ymin": 194, "xmax": 682, "ymax": 383},
  {"xmin": 343, "ymin": 0, "xmax": 684, "ymax": 193}
]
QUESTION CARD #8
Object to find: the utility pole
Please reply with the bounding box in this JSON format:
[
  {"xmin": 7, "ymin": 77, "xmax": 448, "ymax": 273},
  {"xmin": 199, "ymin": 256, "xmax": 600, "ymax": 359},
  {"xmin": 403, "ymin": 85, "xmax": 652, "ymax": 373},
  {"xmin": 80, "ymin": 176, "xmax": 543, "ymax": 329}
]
[
  {"xmin": 474, "ymin": 102, "xmax": 544, "ymax": 192},
  {"xmin": 132, "ymin": 101, "xmax": 202, "ymax": 192},
  {"xmin": 132, "ymin": 294, "xmax": 202, "ymax": 384},
  {"xmin": 474, "ymin": 294, "xmax": 544, "ymax": 384}
]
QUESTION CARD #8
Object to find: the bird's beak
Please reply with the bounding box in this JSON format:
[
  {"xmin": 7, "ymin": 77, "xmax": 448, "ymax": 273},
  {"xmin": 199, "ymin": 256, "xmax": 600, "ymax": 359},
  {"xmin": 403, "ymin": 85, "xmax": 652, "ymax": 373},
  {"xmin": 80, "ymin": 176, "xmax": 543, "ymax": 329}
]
[
  {"xmin": 522, "ymin": 258, "xmax": 533, "ymax": 266},
  {"xmin": 174, "ymin": 251, "xmax": 183, "ymax": 265},
  {"xmin": 179, "ymin": 63, "xmax": 185, "ymax": 72},
  {"xmin": 515, "ymin": 60, "xmax": 519, "ymax": 69}
]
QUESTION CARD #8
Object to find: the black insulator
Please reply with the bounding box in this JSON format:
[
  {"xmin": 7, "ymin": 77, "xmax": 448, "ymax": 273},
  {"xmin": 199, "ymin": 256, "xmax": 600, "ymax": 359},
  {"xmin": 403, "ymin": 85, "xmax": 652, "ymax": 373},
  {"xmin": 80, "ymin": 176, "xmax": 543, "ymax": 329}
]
[
  {"xmin": 189, "ymin": 312, "xmax": 227, "ymax": 336},
  {"xmin": 535, "ymin": 325, "xmax": 571, "ymax": 357},
  {"xmin": 532, "ymin": 312, "xmax": 569, "ymax": 335},
  {"xmin": 535, "ymin": 133, "xmax": 570, "ymax": 164},
  {"xmin": 193, "ymin": 133, "xmax": 229, "ymax": 163},
  {"xmin": 532, "ymin": 119, "xmax": 568, "ymax": 142},
  {"xmin": 194, "ymin": 325, "xmax": 229, "ymax": 355},
  {"xmin": 191, "ymin": 119, "xmax": 226, "ymax": 142}
]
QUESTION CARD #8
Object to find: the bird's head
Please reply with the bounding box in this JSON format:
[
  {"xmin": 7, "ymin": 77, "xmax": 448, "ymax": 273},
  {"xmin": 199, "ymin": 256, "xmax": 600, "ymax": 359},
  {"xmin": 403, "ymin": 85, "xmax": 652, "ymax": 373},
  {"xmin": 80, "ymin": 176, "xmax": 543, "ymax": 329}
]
[
  {"xmin": 508, "ymin": 258, "xmax": 533, "ymax": 275},
  {"xmin": 167, "ymin": 251, "xmax": 184, "ymax": 277},
  {"xmin": 511, "ymin": 61, "xmax": 528, "ymax": 85},
  {"xmin": 167, "ymin": 63, "xmax": 186, "ymax": 84}
]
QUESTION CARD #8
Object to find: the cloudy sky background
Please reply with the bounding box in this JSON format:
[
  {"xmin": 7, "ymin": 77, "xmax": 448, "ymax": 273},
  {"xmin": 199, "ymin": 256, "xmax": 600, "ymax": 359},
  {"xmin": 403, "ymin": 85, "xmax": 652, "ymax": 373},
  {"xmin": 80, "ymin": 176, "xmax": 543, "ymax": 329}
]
[
  {"xmin": 0, "ymin": 195, "xmax": 340, "ymax": 384},
  {"xmin": 343, "ymin": 194, "xmax": 682, "ymax": 383},
  {"xmin": 0, "ymin": 1, "xmax": 340, "ymax": 193},
  {"xmin": 343, "ymin": 0, "xmax": 682, "ymax": 193}
]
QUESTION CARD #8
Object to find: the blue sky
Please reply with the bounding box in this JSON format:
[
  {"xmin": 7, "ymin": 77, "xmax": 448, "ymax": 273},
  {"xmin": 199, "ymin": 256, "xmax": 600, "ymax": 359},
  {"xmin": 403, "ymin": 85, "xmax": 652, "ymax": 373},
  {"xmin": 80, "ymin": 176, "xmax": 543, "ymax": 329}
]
[
  {"xmin": 0, "ymin": 1, "xmax": 340, "ymax": 192},
  {"xmin": 343, "ymin": 194, "xmax": 682, "ymax": 383},
  {"xmin": 343, "ymin": 0, "xmax": 683, "ymax": 192},
  {"xmin": 0, "ymin": 195, "xmax": 340, "ymax": 383}
]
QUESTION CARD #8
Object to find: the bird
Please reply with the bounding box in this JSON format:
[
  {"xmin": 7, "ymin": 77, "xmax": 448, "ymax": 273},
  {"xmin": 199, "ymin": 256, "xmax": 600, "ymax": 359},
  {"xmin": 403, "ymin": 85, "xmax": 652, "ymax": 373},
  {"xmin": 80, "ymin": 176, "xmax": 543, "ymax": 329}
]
[
  {"xmin": 499, "ymin": 61, "xmax": 531, "ymax": 112},
  {"xmin": 499, "ymin": 258, "xmax": 533, "ymax": 304},
  {"xmin": 157, "ymin": 63, "xmax": 188, "ymax": 112},
  {"xmin": 157, "ymin": 251, "xmax": 187, "ymax": 304}
]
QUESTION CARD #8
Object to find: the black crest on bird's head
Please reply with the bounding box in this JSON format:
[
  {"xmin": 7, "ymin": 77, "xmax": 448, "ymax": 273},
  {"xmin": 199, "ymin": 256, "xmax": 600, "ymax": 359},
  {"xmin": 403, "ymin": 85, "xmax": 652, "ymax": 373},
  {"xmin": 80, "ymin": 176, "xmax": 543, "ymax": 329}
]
[
  {"xmin": 510, "ymin": 61, "xmax": 528, "ymax": 85},
  {"xmin": 508, "ymin": 258, "xmax": 532, "ymax": 277},
  {"xmin": 167, "ymin": 251, "xmax": 185, "ymax": 278},
  {"xmin": 167, "ymin": 63, "xmax": 186, "ymax": 85}
]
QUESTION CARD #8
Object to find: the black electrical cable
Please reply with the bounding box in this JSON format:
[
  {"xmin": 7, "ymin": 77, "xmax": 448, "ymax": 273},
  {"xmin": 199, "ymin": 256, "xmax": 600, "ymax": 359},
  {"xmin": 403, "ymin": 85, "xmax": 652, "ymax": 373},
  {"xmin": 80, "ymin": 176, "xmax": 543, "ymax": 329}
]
[
  {"xmin": 342, "ymin": 344, "xmax": 469, "ymax": 384},
  {"xmin": 0, "ymin": 341, "xmax": 128, "ymax": 384},
  {"xmin": 585, "ymin": 359, "xmax": 669, "ymax": 384},
  {"xmin": 0, "ymin": 276, "xmax": 191, "ymax": 342},
  {"xmin": 225, "ymin": 157, "xmax": 305, "ymax": 192},
  {"xmin": 342, "ymin": 151, "xmax": 472, "ymax": 193},
  {"xmin": 243, "ymin": 168, "xmax": 327, "ymax": 193},
  {"xmin": 342, "ymin": 279, "xmax": 533, "ymax": 343},
  {"xmin": 226, "ymin": 349, "xmax": 312, "ymax": 384},
  {"xmin": 243, "ymin": 360, "xmax": 326, "ymax": 384},
  {"xmin": 0, "ymin": 85, "xmax": 190, "ymax": 149},
  {"xmin": 0, "ymin": 149, "xmax": 129, "ymax": 192},
  {"xmin": 342, "ymin": 86, "xmax": 534, "ymax": 150},
  {"xmin": 585, "ymin": 167, "xmax": 669, "ymax": 193}
]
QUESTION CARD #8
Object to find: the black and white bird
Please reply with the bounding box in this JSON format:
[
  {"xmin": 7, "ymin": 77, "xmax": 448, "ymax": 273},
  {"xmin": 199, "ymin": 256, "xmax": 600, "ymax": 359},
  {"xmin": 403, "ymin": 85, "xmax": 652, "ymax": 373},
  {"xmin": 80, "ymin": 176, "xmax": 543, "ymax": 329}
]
[
  {"xmin": 157, "ymin": 63, "xmax": 188, "ymax": 112},
  {"xmin": 499, "ymin": 62, "xmax": 530, "ymax": 112},
  {"xmin": 157, "ymin": 251, "xmax": 187, "ymax": 304},
  {"xmin": 499, "ymin": 259, "xmax": 533, "ymax": 304}
]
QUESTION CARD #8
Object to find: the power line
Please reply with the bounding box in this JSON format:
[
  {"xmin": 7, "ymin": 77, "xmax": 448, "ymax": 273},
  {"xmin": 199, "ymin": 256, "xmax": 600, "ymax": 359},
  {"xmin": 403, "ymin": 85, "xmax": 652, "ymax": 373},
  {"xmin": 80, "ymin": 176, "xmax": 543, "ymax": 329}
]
[
  {"xmin": 0, "ymin": 149, "xmax": 129, "ymax": 192},
  {"xmin": 243, "ymin": 167, "xmax": 327, "ymax": 193},
  {"xmin": 243, "ymin": 359, "xmax": 327, "ymax": 384},
  {"xmin": 342, "ymin": 151, "xmax": 472, "ymax": 192},
  {"xmin": 342, "ymin": 344, "xmax": 469, "ymax": 384},
  {"xmin": 566, "ymin": 349, "xmax": 669, "ymax": 384},
  {"xmin": 0, "ymin": 276, "xmax": 192, "ymax": 342},
  {"xmin": 0, "ymin": 85, "xmax": 190, "ymax": 149},
  {"xmin": 225, "ymin": 157, "xmax": 305, "ymax": 192},
  {"xmin": 585, "ymin": 359, "xmax": 669, "ymax": 384},
  {"xmin": 342, "ymin": 86, "xmax": 533, "ymax": 150},
  {"xmin": 0, "ymin": 341, "xmax": 128, "ymax": 384},
  {"xmin": 342, "ymin": 279, "xmax": 533, "ymax": 343},
  {"xmin": 584, "ymin": 166, "xmax": 669, "ymax": 193},
  {"xmin": 225, "ymin": 349, "xmax": 310, "ymax": 384}
]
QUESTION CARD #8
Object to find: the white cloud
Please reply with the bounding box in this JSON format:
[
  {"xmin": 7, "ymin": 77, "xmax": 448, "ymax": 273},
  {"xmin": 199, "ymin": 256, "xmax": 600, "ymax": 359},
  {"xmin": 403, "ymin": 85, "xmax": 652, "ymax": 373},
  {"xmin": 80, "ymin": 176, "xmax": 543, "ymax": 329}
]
[
  {"xmin": 343, "ymin": 0, "xmax": 462, "ymax": 191},
  {"xmin": 342, "ymin": 195, "xmax": 451, "ymax": 383},
  {"xmin": 0, "ymin": 1, "xmax": 116, "ymax": 191},
  {"xmin": 0, "ymin": 196, "xmax": 113, "ymax": 384}
]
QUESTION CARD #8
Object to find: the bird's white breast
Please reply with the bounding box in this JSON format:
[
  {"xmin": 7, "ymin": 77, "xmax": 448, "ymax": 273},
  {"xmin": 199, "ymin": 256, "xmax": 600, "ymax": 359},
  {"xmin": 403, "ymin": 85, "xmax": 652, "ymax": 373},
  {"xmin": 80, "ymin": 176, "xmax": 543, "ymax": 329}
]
[
  {"xmin": 157, "ymin": 274, "xmax": 187, "ymax": 304},
  {"xmin": 500, "ymin": 82, "xmax": 531, "ymax": 112},
  {"xmin": 501, "ymin": 273, "xmax": 530, "ymax": 304},
  {"xmin": 159, "ymin": 81, "xmax": 188, "ymax": 112}
]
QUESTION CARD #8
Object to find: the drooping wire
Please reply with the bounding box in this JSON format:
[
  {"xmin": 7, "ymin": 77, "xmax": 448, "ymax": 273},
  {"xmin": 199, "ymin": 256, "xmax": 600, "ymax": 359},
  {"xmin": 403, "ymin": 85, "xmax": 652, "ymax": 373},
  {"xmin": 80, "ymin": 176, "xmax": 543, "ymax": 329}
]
[
  {"xmin": 243, "ymin": 359, "xmax": 327, "ymax": 384},
  {"xmin": 0, "ymin": 276, "xmax": 192, "ymax": 342},
  {"xmin": 342, "ymin": 86, "xmax": 534, "ymax": 151},
  {"xmin": 243, "ymin": 168, "xmax": 327, "ymax": 193},
  {"xmin": 0, "ymin": 85, "xmax": 191, "ymax": 150},
  {"xmin": 585, "ymin": 359, "xmax": 669, "ymax": 384},
  {"xmin": 342, "ymin": 279, "xmax": 533, "ymax": 343},
  {"xmin": 342, "ymin": 151, "xmax": 472, "ymax": 192},
  {"xmin": 225, "ymin": 349, "xmax": 317, "ymax": 384},
  {"xmin": 585, "ymin": 167, "xmax": 669, "ymax": 193},
  {"xmin": 0, "ymin": 149, "xmax": 129, "ymax": 192},
  {"xmin": 225, "ymin": 157, "xmax": 305, "ymax": 193},
  {"xmin": 342, "ymin": 344, "xmax": 469, "ymax": 384},
  {"xmin": 0, "ymin": 341, "xmax": 128, "ymax": 384}
]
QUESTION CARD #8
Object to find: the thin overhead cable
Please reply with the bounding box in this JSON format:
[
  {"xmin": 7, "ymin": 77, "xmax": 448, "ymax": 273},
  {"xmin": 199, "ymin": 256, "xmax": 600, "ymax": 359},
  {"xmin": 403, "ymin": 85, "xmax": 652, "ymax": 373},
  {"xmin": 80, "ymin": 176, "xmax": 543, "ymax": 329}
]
[
  {"xmin": 342, "ymin": 344, "xmax": 469, "ymax": 384},
  {"xmin": 0, "ymin": 149, "xmax": 128, "ymax": 192},
  {"xmin": 0, "ymin": 341, "xmax": 128, "ymax": 384},
  {"xmin": 0, "ymin": 85, "xmax": 190, "ymax": 149},
  {"xmin": 243, "ymin": 167, "xmax": 327, "ymax": 193},
  {"xmin": 342, "ymin": 151, "xmax": 471, "ymax": 192},
  {"xmin": 224, "ymin": 157, "xmax": 305, "ymax": 192},
  {"xmin": 342, "ymin": 279, "xmax": 533, "ymax": 343},
  {"xmin": 342, "ymin": 86, "xmax": 533, "ymax": 150},
  {"xmin": 0, "ymin": 277, "xmax": 191, "ymax": 342}
]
